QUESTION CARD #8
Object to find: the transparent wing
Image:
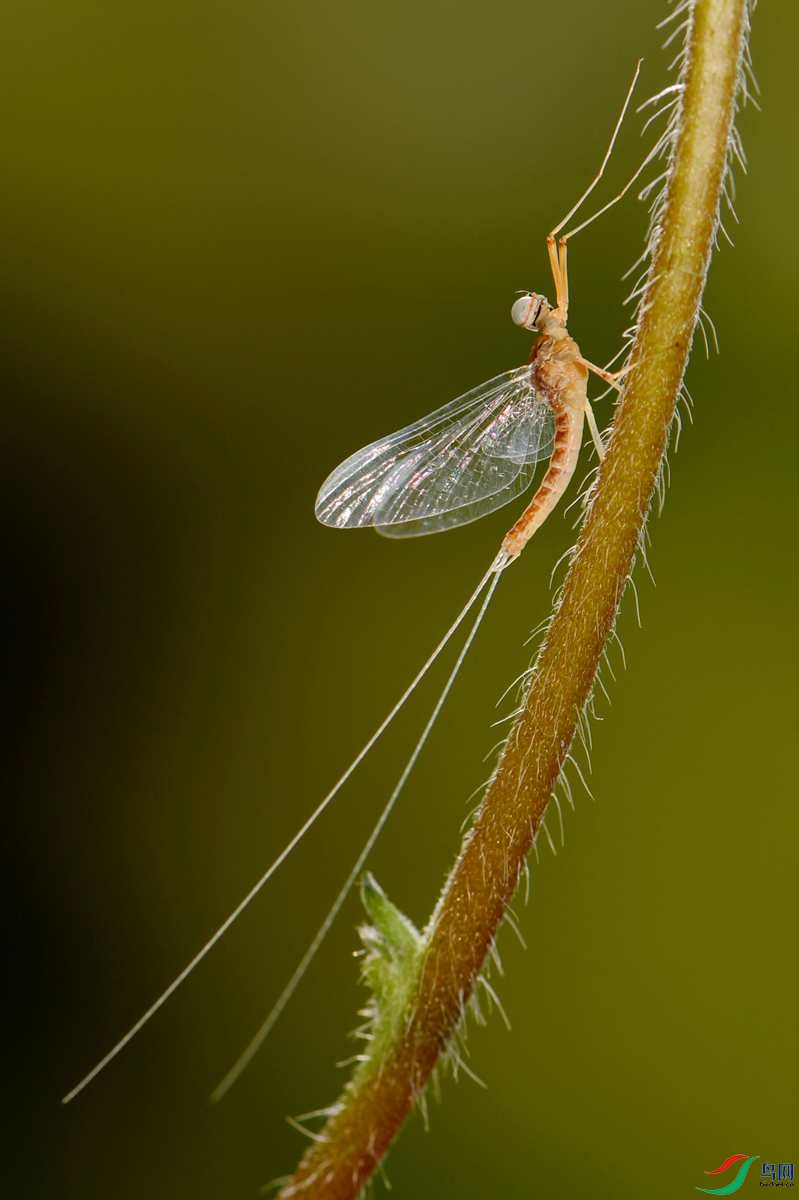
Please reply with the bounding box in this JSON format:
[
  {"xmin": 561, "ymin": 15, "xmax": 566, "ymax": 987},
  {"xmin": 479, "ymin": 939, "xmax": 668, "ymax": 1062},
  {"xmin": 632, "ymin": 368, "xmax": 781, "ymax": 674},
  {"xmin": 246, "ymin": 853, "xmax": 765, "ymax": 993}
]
[{"xmin": 315, "ymin": 366, "xmax": 554, "ymax": 538}]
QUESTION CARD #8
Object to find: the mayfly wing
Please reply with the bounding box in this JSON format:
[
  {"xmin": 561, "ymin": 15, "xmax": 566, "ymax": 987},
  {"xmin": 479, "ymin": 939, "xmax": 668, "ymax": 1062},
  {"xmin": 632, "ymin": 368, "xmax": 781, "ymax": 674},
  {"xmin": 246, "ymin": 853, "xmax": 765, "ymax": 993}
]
[
  {"xmin": 378, "ymin": 384, "xmax": 555, "ymax": 540},
  {"xmin": 315, "ymin": 367, "xmax": 554, "ymax": 538}
]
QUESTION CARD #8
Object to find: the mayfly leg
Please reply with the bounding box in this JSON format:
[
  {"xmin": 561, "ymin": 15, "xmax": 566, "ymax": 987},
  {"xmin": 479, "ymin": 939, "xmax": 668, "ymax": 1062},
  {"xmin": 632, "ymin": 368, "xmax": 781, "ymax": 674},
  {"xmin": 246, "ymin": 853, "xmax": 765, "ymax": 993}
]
[
  {"xmin": 210, "ymin": 557, "xmax": 508, "ymax": 1101},
  {"xmin": 583, "ymin": 399, "xmax": 606, "ymax": 461},
  {"xmin": 61, "ymin": 550, "xmax": 510, "ymax": 1105},
  {"xmin": 546, "ymin": 59, "xmax": 643, "ymax": 317}
]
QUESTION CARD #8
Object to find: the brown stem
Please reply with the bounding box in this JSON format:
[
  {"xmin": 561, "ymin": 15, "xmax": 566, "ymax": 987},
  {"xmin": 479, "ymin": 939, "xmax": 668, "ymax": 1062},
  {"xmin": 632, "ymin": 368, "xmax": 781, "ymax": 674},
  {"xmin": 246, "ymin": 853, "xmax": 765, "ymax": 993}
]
[{"xmin": 280, "ymin": 2, "xmax": 751, "ymax": 1195}]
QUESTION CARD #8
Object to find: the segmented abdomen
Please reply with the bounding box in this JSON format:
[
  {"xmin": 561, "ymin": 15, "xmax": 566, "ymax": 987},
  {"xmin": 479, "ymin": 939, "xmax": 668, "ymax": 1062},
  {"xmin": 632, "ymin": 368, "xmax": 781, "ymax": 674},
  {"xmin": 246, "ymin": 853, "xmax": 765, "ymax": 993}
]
[{"xmin": 501, "ymin": 402, "xmax": 584, "ymax": 559}]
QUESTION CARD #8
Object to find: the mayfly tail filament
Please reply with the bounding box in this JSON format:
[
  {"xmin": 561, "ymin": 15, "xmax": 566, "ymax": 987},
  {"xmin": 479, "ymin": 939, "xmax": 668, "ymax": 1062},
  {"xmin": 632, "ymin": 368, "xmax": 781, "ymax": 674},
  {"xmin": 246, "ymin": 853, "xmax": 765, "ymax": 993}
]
[
  {"xmin": 61, "ymin": 550, "xmax": 509, "ymax": 1105},
  {"xmin": 210, "ymin": 559, "xmax": 506, "ymax": 1101}
]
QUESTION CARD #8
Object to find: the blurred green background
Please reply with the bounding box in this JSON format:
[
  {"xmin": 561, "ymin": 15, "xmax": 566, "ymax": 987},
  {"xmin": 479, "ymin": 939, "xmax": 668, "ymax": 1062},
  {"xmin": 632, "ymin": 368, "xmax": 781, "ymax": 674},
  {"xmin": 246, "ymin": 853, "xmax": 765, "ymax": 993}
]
[{"xmin": 5, "ymin": 1, "xmax": 796, "ymax": 1196}]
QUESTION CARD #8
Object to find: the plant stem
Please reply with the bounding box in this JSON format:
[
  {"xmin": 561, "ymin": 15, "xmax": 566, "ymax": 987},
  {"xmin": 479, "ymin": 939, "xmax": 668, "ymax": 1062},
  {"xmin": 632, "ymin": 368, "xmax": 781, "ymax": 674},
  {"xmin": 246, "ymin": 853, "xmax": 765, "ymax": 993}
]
[{"xmin": 280, "ymin": 2, "xmax": 751, "ymax": 1195}]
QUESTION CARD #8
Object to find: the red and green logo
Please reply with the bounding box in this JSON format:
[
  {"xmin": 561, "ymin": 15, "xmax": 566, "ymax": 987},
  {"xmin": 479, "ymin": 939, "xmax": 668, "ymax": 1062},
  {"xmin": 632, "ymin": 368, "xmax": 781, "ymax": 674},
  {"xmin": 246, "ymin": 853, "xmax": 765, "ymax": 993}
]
[
  {"xmin": 696, "ymin": 1155, "xmax": 759, "ymax": 1195},
  {"xmin": 696, "ymin": 1154, "xmax": 795, "ymax": 1193}
]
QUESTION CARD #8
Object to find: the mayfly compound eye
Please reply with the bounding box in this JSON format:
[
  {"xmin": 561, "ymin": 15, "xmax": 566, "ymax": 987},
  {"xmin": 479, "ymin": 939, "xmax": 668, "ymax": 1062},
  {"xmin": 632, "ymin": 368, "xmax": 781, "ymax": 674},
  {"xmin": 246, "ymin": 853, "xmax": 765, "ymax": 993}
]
[{"xmin": 511, "ymin": 294, "xmax": 535, "ymax": 327}]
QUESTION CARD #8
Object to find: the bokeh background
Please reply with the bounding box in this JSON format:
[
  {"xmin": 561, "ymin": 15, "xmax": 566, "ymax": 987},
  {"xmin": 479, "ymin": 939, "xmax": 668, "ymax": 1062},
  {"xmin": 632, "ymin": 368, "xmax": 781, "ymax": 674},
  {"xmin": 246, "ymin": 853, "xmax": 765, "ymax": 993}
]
[{"xmin": 5, "ymin": 2, "xmax": 796, "ymax": 1197}]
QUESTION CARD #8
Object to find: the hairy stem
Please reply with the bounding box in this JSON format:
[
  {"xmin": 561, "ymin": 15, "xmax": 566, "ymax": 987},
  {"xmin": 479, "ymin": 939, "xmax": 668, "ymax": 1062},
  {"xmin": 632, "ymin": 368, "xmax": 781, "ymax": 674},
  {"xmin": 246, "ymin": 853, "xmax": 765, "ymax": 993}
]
[{"xmin": 280, "ymin": 2, "xmax": 751, "ymax": 1195}]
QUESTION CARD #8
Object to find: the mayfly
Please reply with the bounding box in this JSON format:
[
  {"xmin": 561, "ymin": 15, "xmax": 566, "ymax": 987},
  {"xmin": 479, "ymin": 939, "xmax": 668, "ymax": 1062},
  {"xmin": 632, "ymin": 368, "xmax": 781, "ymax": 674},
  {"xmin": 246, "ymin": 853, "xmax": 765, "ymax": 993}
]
[{"xmin": 63, "ymin": 63, "xmax": 651, "ymax": 1107}]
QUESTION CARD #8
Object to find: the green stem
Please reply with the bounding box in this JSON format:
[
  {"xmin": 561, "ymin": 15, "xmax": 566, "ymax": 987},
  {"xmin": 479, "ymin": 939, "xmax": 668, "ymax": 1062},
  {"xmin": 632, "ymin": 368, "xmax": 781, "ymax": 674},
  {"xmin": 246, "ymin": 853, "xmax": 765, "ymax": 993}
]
[{"xmin": 280, "ymin": 2, "xmax": 751, "ymax": 1195}]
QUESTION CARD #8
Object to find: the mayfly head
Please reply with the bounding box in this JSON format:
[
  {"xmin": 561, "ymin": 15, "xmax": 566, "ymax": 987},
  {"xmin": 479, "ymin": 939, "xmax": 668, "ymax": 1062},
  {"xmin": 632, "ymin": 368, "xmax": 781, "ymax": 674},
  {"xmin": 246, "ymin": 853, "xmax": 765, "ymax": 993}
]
[{"xmin": 511, "ymin": 292, "xmax": 551, "ymax": 331}]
